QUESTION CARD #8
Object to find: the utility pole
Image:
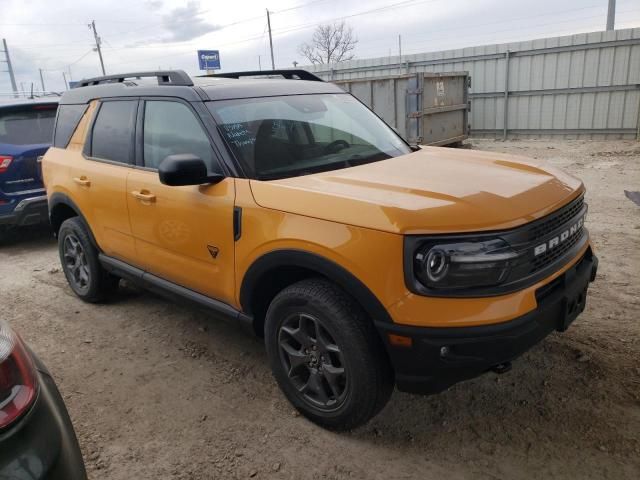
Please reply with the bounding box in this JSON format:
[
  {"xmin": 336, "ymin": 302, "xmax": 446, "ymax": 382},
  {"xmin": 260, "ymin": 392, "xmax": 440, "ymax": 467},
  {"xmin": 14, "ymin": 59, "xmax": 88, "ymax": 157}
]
[
  {"xmin": 1, "ymin": 39, "xmax": 19, "ymax": 98},
  {"xmin": 258, "ymin": 55, "xmax": 262, "ymax": 71},
  {"xmin": 266, "ymin": 9, "xmax": 275, "ymax": 70},
  {"xmin": 398, "ymin": 35, "xmax": 402, "ymax": 74},
  {"xmin": 39, "ymin": 68, "xmax": 46, "ymax": 93},
  {"xmin": 606, "ymin": 0, "xmax": 616, "ymax": 30},
  {"xmin": 62, "ymin": 71, "xmax": 69, "ymax": 90},
  {"xmin": 89, "ymin": 20, "xmax": 106, "ymax": 75}
]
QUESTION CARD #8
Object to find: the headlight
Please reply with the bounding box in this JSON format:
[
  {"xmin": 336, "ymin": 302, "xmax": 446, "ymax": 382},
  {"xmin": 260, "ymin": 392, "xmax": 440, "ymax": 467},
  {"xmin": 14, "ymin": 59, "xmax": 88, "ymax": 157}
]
[{"xmin": 411, "ymin": 238, "xmax": 520, "ymax": 292}]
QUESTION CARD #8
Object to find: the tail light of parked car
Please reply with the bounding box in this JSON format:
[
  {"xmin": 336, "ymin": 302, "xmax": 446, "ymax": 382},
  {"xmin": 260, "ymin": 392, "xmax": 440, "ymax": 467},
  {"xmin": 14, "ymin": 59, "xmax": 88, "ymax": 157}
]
[
  {"xmin": 0, "ymin": 320, "xmax": 38, "ymax": 429},
  {"xmin": 0, "ymin": 155, "xmax": 12, "ymax": 174}
]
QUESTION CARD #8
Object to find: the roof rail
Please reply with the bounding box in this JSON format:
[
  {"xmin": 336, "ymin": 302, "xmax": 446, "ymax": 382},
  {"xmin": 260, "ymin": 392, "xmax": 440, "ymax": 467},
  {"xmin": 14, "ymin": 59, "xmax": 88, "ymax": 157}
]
[
  {"xmin": 74, "ymin": 70, "xmax": 193, "ymax": 88},
  {"xmin": 206, "ymin": 69, "xmax": 324, "ymax": 82}
]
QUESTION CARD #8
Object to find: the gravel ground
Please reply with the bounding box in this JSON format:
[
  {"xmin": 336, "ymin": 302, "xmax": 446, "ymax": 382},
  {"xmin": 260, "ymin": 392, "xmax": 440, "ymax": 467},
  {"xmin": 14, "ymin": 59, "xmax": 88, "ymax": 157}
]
[{"xmin": 1, "ymin": 139, "xmax": 639, "ymax": 480}]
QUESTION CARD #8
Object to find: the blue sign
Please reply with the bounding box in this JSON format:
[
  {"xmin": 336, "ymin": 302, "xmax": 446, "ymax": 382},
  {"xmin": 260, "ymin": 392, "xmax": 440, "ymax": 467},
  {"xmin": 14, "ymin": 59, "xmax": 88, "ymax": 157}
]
[{"xmin": 198, "ymin": 50, "xmax": 221, "ymax": 71}]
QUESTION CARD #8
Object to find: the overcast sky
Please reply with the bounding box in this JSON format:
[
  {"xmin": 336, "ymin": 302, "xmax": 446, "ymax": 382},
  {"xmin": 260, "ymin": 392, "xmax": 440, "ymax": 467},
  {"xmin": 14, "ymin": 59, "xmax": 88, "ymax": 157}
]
[{"xmin": 1, "ymin": 0, "xmax": 639, "ymax": 93}]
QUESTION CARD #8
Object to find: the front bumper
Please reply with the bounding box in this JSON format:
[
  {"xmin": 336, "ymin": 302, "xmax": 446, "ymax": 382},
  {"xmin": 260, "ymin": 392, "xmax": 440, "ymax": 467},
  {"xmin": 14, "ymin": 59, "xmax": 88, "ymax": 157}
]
[
  {"xmin": 0, "ymin": 354, "xmax": 87, "ymax": 479},
  {"xmin": 0, "ymin": 195, "xmax": 49, "ymax": 227},
  {"xmin": 378, "ymin": 247, "xmax": 598, "ymax": 395}
]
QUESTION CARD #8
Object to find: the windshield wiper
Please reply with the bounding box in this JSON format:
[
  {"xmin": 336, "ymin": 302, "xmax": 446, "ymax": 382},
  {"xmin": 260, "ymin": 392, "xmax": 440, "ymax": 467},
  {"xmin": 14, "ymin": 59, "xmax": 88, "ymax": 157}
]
[
  {"xmin": 256, "ymin": 152, "xmax": 391, "ymax": 181},
  {"xmin": 345, "ymin": 152, "xmax": 389, "ymax": 166}
]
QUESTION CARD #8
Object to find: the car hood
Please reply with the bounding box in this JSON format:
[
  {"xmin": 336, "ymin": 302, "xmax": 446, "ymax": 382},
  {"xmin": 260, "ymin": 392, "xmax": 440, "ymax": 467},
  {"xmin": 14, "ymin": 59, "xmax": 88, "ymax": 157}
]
[{"xmin": 249, "ymin": 147, "xmax": 584, "ymax": 234}]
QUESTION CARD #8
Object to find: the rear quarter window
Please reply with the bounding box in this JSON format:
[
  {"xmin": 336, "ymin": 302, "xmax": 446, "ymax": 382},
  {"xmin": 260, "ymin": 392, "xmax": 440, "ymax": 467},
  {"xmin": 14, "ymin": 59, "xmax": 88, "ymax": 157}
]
[
  {"xmin": 0, "ymin": 106, "xmax": 57, "ymax": 145},
  {"xmin": 54, "ymin": 104, "xmax": 89, "ymax": 148},
  {"xmin": 89, "ymin": 100, "xmax": 137, "ymax": 164}
]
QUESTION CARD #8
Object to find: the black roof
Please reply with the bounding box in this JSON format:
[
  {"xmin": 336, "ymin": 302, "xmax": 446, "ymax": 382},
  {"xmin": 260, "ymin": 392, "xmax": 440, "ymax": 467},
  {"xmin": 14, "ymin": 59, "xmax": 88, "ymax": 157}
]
[{"xmin": 60, "ymin": 69, "xmax": 342, "ymax": 105}]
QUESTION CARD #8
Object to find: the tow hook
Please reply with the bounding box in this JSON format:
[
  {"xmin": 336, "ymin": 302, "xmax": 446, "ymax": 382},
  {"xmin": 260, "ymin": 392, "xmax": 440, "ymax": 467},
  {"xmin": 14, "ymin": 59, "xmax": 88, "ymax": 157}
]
[{"xmin": 492, "ymin": 362, "xmax": 512, "ymax": 374}]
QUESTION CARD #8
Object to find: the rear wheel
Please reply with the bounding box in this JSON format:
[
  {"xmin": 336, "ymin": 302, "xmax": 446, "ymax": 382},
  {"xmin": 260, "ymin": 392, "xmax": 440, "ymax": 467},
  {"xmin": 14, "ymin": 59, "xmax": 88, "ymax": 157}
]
[
  {"xmin": 58, "ymin": 217, "xmax": 119, "ymax": 302},
  {"xmin": 265, "ymin": 278, "xmax": 393, "ymax": 430}
]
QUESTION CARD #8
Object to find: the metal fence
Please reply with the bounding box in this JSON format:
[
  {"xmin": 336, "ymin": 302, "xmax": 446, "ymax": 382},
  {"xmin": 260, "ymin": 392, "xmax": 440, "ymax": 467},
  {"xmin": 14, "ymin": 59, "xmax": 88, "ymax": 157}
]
[{"xmin": 309, "ymin": 28, "xmax": 640, "ymax": 140}]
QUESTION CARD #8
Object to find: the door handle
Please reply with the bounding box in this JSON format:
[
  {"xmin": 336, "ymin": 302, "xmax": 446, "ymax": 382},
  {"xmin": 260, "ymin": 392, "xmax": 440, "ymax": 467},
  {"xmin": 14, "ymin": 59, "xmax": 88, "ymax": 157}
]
[
  {"xmin": 73, "ymin": 176, "xmax": 91, "ymax": 187},
  {"xmin": 131, "ymin": 190, "xmax": 156, "ymax": 203}
]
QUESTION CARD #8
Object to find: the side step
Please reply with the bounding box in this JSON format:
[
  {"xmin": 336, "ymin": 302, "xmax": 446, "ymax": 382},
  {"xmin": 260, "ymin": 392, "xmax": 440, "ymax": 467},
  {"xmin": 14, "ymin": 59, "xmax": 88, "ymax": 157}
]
[{"xmin": 98, "ymin": 254, "xmax": 254, "ymax": 332}]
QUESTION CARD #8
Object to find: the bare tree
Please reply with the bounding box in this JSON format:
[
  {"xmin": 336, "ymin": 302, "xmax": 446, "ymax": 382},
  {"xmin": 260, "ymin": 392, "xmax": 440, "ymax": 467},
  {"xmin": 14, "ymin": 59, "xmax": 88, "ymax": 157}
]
[{"xmin": 298, "ymin": 21, "xmax": 357, "ymax": 65}]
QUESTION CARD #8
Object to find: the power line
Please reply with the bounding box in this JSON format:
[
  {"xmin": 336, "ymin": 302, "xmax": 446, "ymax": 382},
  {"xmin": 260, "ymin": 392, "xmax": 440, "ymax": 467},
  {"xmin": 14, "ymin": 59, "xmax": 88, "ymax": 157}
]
[
  {"xmin": 103, "ymin": 2, "xmax": 637, "ymax": 69},
  {"xmin": 272, "ymin": 0, "xmax": 331, "ymax": 14},
  {"xmin": 350, "ymin": 3, "xmax": 608, "ymax": 50},
  {"xmin": 9, "ymin": 0, "xmax": 640, "ymax": 74},
  {"xmin": 357, "ymin": 8, "xmax": 640, "ymax": 58}
]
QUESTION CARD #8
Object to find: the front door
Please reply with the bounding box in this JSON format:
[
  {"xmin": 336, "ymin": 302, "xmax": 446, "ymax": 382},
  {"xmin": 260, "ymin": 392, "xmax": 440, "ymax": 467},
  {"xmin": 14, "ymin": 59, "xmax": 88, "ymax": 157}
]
[{"xmin": 126, "ymin": 99, "xmax": 236, "ymax": 305}]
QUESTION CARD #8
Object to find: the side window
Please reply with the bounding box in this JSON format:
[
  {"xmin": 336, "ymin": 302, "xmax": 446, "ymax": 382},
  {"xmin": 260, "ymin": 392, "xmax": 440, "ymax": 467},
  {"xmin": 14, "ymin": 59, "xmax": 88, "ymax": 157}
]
[
  {"xmin": 143, "ymin": 101, "xmax": 219, "ymax": 172},
  {"xmin": 90, "ymin": 100, "xmax": 137, "ymax": 164},
  {"xmin": 54, "ymin": 104, "xmax": 88, "ymax": 148}
]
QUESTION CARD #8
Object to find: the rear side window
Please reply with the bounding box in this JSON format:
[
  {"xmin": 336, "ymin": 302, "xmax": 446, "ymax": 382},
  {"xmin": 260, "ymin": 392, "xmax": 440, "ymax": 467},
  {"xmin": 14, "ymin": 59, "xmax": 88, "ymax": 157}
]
[
  {"xmin": 0, "ymin": 106, "xmax": 57, "ymax": 145},
  {"xmin": 90, "ymin": 100, "xmax": 137, "ymax": 164},
  {"xmin": 54, "ymin": 104, "xmax": 88, "ymax": 148}
]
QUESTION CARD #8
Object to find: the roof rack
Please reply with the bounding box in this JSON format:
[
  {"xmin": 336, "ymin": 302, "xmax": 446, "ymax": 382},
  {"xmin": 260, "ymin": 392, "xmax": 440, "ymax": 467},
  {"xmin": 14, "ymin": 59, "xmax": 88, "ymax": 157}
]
[
  {"xmin": 74, "ymin": 70, "xmax": 193, "ymax": 88},
  {"xmin": 206, "ymin": 69, "xmax": 324, "ymax": 82}
]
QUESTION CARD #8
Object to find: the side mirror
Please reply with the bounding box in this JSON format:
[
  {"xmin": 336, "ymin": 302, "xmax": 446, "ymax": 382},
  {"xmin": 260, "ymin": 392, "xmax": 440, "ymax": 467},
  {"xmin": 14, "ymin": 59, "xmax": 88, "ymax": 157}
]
[{"xmin": 158, "ymin": 154, "xmax": 224, "ymax": 186}]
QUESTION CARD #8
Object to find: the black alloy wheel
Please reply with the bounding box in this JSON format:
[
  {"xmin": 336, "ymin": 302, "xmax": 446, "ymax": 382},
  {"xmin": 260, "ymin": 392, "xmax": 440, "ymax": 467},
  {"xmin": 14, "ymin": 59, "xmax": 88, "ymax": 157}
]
[
  {"xmin": 265, "ymin": 278, "xmax": 394, "ymax": 430},
  {"xmin": 278, "ymin": 312, "xmax": 348, "ymax": 411},
  {"xmin": 58, "ymin": 217, "xmax": 119, "ymax": 303},
  {"xmin": 62, "ymin": 233, "xmax": 91, "ymax": 293}
]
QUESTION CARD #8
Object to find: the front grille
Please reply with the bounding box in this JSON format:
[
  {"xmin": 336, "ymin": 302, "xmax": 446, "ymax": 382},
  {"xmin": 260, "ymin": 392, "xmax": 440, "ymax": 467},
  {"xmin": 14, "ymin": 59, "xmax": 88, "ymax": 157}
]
[
  {"xmin": 529, "ymin": 195, "xmax": 584, "ymax": 242},
  {"xmin": 529, "ymin": 225, "xmax": 585, "ymax": 274}
]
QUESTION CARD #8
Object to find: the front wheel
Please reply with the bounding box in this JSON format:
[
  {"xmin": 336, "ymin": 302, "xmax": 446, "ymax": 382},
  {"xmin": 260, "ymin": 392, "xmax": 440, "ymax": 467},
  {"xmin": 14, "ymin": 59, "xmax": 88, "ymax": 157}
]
[
  {"xmin": 265, "ymin": 278, "xmax": 393, "ymax": 430},
  {"xmin": 58, "ymin": 217, "xmax": 119, "ymax": 303}
]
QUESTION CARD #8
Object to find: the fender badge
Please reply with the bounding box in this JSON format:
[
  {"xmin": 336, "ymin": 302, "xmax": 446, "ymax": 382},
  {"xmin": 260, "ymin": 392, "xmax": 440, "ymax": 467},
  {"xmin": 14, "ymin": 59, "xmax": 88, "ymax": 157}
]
[{"xmin": 207, "ymin": 245, "xmax": 219, "ymax": 259}]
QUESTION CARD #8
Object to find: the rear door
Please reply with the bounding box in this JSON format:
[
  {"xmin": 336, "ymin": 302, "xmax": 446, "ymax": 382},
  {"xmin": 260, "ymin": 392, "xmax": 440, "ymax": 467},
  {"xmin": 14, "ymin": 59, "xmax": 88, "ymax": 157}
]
[
  {"xmin": 69, "ymin": 99, "xmax": 138, "ymax": 262},
  {"xmin": 0, "ymin": 103, "xmax": 57, "ymax": 201}
]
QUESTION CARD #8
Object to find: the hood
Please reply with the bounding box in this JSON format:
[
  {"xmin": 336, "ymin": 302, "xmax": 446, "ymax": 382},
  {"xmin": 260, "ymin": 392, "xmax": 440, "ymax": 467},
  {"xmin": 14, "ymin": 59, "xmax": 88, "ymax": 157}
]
[{"xmin": 249, "ymin": 147, "xmax": 584, "ymax": 234}]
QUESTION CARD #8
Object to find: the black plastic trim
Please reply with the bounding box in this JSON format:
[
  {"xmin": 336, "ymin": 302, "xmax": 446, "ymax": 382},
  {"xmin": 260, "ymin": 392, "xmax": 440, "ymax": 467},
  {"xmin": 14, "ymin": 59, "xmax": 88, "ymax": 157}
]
[
  {"xmin": 48, "ymin": 193, "xmax": 98, "ymax": 248},
  {"xmin": 98, "ymin": 254, "xmax": 253, "ymax": 331},
  {"xmin": 206, "ymin": 69, "xmax": 324, "ymax": 82},
  {"xmin": 240, "ymin": 249, "xmax": 394, "ymax": 324},
  {"xmin": 0, "ymin": 199, "xmax": 48, "ymax": 227},
  {"xmin": 233, "ymin": 207, "xmax": 242, "ymax": 241},
  {"xmin": 76, "ymin": 70, "xmax": 193, "ymax": 88},
  {"xmin": 382, "ymin": 248, "xmax": 597, "ymax": 395}
]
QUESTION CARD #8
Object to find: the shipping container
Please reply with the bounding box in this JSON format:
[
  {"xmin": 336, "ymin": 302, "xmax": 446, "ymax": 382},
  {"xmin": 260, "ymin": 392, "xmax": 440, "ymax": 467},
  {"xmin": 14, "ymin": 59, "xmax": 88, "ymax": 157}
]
[{"xmin": 333, "ymin": 71, "xmax": 471, "ymax": 146}]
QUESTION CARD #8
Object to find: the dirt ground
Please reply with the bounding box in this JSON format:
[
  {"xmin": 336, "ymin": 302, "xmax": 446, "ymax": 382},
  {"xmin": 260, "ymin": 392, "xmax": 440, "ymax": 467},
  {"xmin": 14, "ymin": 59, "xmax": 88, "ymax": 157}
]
[{"xmin": 1, "ymin": 139, "xmax": 639, "ymax": 480}]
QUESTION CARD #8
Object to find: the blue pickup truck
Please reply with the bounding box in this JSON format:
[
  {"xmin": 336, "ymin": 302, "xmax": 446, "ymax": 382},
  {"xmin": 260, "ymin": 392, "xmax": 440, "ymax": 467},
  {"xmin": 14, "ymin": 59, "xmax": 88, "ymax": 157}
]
[{"xmin": 0, "ymin": 98, "xmax": 58, "ymax": 235}]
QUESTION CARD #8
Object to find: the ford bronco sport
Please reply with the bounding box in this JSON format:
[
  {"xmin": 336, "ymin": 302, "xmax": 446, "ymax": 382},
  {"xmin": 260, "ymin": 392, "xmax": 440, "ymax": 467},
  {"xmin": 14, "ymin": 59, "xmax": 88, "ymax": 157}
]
[{"xmin": 42, "ymin": 70, "xmax": 597, "ymax": 430}]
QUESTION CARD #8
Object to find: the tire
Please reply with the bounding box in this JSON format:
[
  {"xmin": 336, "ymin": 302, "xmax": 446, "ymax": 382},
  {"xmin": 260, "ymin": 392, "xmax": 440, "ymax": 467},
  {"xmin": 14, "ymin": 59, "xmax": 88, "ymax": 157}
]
[
  {"xmin": 58, "ymin": 217, "xmax": 119, "ymax": 303},
  {"xmin": 265, "ymin": 278, "xmax": 394, "ymax": 430}
]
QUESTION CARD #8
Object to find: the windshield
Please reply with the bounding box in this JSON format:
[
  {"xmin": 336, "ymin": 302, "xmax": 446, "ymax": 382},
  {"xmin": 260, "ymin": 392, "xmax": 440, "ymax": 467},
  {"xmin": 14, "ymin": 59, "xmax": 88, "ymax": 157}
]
[
  {"xmin": 207, "ymin": 94, "xmax": 411, "ymax": 180},
  {"xmin": 0, "ymin": 106, "xmax": 56, "ymax": 145}
]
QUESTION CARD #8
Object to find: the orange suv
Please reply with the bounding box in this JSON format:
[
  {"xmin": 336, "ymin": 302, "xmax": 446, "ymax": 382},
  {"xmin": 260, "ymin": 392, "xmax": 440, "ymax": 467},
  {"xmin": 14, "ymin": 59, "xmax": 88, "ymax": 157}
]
[{"xmin": 43, "ymin": 70, "xmax": 597, "ymax": 430}]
